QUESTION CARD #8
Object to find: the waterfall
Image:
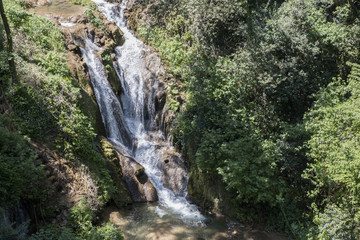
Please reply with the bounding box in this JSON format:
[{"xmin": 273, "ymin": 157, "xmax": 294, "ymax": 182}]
[{"xmin": 80, "ymin": 0, "xmax": 205, "ymax": 225}]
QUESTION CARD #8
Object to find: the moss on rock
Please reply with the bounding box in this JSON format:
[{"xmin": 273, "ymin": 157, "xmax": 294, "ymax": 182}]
[
  {"xmin": 134, "ymin": 167, "xmax": 145, "ymax": 176},
  {"xmin": 99, "ymin": 136, "xmax": 132, "ymax": 207},
  {"xmin": 100, "ymin": 43, "xmax": 123, "ymax": 96},
  {"xmin": 188, "ymin": 166, "xmax": 236, "ymax": 218}
]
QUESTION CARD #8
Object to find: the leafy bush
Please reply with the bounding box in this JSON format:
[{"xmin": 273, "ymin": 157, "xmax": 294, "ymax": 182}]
[
  {"xmin": 89, "ymin": 222, "xmax": 124, "ymax": 240},
  {"xmin": 312, "ymin": 204, "xmax": 359, "ymax": 240},
  {"xmin": 70, "ymin": 0, "xmax": 94, "ymax": 6},
  {"xmin": 304, "ymin": 63, "xmax": 360, "ymax": 239},
  {"xmin": 85, "ymin": 9, "xmax": 107, "ymax": 34},
  {"xmin": 0, "ymin": 116, "xmax": 46, "ymax": 206},
  {"xmin": 68, "ymin": 199, "xmax": 123, "ymax": 240},
  {"xmin": 134, "ymin": 0, "xmax": 360, "ymax": 235},
  {"xmin": 68, "ymin": 198, "xmax": 95, "ymax": 235},
  {"xmin": 29, "ymin": 225, "xmax": 80, "ymax": 240},
  {"xmin": 3, "ymin": 0, "xmax": 116, "ymax": 208}
]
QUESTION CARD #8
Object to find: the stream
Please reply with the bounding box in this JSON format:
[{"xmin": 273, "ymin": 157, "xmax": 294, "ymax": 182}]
[{"xmin": 79, "ymin": 0, "xmax": 229, "ymax": 238}]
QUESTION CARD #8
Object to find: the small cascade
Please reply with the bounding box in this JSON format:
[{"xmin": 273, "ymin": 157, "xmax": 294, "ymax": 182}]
[
  {"xmin": 1, "ymin": 202, "xmax": 28, "ymax": 238},
  {"xmin": 79, "ymin": 39, "xmax": 133, "ymax": 151},
  {"xmin": 80, "ymin": 0, "xmax": 205, "ymax": 225}
]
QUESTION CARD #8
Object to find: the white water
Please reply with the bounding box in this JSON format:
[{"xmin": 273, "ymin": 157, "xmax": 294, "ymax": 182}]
[
  {"xmin": 60, "ymin": 22, "xmax": 76, "ymax": 27},
  {"xmin": 84, "ymin": 0, "xmax": 205, "ymax": 225}
]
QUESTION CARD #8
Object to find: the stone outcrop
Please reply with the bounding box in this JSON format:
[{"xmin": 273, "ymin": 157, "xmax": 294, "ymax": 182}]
[
  {"xmin": 157, "ymin": 149, "xmax": 188, "ymax": 196},
  {"xmin": 26, "ymin": 0, "xmax": 48, "ymax": 7},
  {"xmin": 113, "ymin": 145, "xmax": 159, "ymax": 202},
  {"xmin": 104, "ymin": 18, "xmax": 125, "ymax": 46},
  {"xmin": 99, "ymin": 137, "xmax": 133, "ymax": 207}
]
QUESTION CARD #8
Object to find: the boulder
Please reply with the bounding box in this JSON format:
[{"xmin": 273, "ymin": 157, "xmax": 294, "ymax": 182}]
[
  {"xmin": 157, "ymin": 149, "xmax": 188, "ymax": 196},
  {"xmin": 114, "ymin": 146, "xmax": 158, "ymax": 202},
  {"xmin": 26, "ymin": 0, "xmax": 48, "ymax": 7},
  {"xmin": 105, "ymin": 20, "xmax": 125, "ymax": 46},
  {"xmin": 100, "ymin": 137, "xmax": 133, "ymax": 207}
]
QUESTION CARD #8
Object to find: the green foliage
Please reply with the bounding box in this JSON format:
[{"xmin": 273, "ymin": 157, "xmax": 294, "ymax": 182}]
[
  {"xmin": 217, "ymin": 135, "xmax": 281, "ymax": 205},
  {"xmin": 0, "ymin": 22, "xmax": 11, "ymax": 85},
  {"xmin": 187, "ymin": 0, "xmax": 248, "ymax": 55},
  {"xmin": 31, "ymin": 206, "xmax": 123, "ymax": 240},
  {"xmin": 85, "ymin": 8, "xmax": 107, "ymax": 34},
  {"xmin": 135, "ymin": 0, "xmax": 360, "ymax": 235},
  {"xmin": 312, "ymin": 204, "xmax": 359, "ymax": 240},
  {"xmin": 88, "ymin": 222, "xmax": 124, "ymax": 240},
  {"xmin": 68, "ymin": 198, "xmax": 95, "ymax": 235},
  {"xmin": 0, "ymin": 116, "xmax": 46, "ymax": 206},
  {"xmin": 70, "ymin": 0, "xmax": 95, "ymax": 7},
  {"xmin": 68, "ymin": 199, "xmax": 123, "ymax": 240},
  {"xmin": 304, "ymin": 63, "xmax": 360, "ymax": 239},
  {"xmin": 138, "ymin": 25, "xmax": 193, "ymax": 78},
  {"xmin": 165, "ymin": 80, "xmax": 180, "ymax": 112},
  {"xmin": 29, "ymin": 225, "xmax": 80, "ymax": 240},
  {"xmin": 4, "ymin": 1, "xmax": 66, "ymax": 52},
  {"xmin": 3, "ymin": 0, "xmax": 115, "ymax": 213}
]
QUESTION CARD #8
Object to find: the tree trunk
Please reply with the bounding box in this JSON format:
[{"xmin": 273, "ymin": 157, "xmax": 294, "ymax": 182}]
[{"xmin": 0, "ymin": 0, "xmax": 17, "ymax": 84}]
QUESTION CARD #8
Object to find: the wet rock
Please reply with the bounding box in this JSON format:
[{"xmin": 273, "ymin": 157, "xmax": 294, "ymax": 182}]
[
  {"xmin": 100, "ymin": 137, "xmax": 133, "ymax": 207},
  {"xmin": 104, "ymin": 20, "xmax": 125, "ymax": 46},
  {"xmin": 135, "ymin": 167, "xmax": 145, "ymax": 177},
  {"xmin": 99, "ymin": 44, "xmax": 124, "ymax": 96},
  {"xmin": 155, "ymin": 89, "xmax": 166, "ymax": 113},
  {"xmin": 67, "ymin": 44, "xmax": 79, "ymax": 53},
  {"xmin": 70, "ymin": 16, "xmax": 78, "ymax": 23},
  {"xmin": 77, "ymin": 15, "xmax": 88, "ymax": 24},
  {"xmin": 26, "ymin": 0, "xmax": 48, "ymax": 7},
  {"xmin": 158, "ymin": 149, "xmax": 188, "ymax": 196},
  {"xmin": 115, "ymin": 146, "xmax": 158, "ymax": 202}
]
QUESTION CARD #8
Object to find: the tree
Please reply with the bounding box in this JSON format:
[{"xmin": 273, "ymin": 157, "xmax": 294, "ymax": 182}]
[{"xmin": 0, "ymin": 0, "xmax": 17, "ymax": 84}]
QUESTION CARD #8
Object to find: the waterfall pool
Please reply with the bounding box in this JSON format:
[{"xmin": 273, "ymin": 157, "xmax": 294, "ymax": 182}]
[
  {"xmin": 101, "ymin": 204, "xmax": 229, "ymax": 240},
  {"xmin": 31, "ymin": 0, "xmax": 86, "ymax": 17}
]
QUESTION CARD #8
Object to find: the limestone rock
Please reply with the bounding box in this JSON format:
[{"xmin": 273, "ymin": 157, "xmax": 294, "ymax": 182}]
[
  {"xmin": 26, "ymin": 0, "xmax": 48, "ymax": 7},
  {"xmin": 157, "ymin": 149, "xmax": 188, "ymax": 196},
  {"xmin": 105, "ymin": 20, "xmax": 125, "ymax": 46},
  {"xmin": 114, "ymin": 146, "xmax": 159, "ymax": 202},
  {"xmin": 100, "ymin": 137, "xmax": 133, "ymax": 207}
]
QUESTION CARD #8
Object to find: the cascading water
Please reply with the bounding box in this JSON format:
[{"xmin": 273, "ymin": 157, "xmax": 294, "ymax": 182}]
[
  {"xmin": 79, "ymin": 38, "xmax": 133, "ymax": 151},
  {"xmin": 81, "ymin": 0, "xmax": 206, "ymax": 226}
]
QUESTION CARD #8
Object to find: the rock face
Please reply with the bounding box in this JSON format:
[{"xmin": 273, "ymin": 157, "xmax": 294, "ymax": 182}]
[
  {"xmin": 114, "ymin": 146, "xmax": 158, "ymax": 202},
  {"xmin": 125, "ymin": 1, "xmax": 184, "ymax": 139},
  {"xmin": 99, "ymin": 137, "xmax": 133, "ymax": 207},
  {"xmin": 104, "ymin": 19, "xmax": 125, "ymax": 46},
  {"xmin": 157, "ymin": 149, "xmax": 188, "ymax": 196},
  {"xmin": 27, "ymin": 0, "xmax": 48, "ymax": 7},
  {"xmin": 139, "ymin": 49, "xmax": 167, "ymax": 131}
]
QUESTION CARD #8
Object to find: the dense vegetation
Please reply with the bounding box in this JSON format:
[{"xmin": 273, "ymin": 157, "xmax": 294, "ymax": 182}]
[
  {"xmin": 133, "ymin": 0, "xmax": 360, "ymax": 238},
  {"xmin": 1, "ymin": 0, "xmax": 360, "ymax": 238},
  {"xmin": 0, "ymin": 0, "xmax": 124, "ymax": 239}
]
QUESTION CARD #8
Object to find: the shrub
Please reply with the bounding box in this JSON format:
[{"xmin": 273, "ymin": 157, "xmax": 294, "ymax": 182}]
[
  {"xmin": 68, "ymin": 199, "xmax": 123, "ymax": 240},
  {"xmin": 0, "ymin": 116, "xmax": 45, "ymax": 206},
  {"xmin": 29, "ymin": 225, "xmax": 80, "ymax": 240}
]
